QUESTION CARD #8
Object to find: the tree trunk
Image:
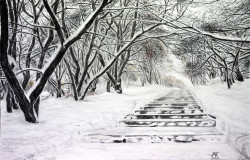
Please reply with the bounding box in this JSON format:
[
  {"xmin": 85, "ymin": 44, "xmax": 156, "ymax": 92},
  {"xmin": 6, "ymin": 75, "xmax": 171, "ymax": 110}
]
[
  {"xmin": 33, "ymin": 97, "xmax": 40, "ymax": 118},
  {"xmin": 229, "ymin": 78, "xmax": 232, "ymax": 86},
  {"xmin": 106, "ymin": 81, "xmax": 111, "ymax": 92},
  {"xmin": 148, "ymin": 70, "xmax": 152, "ymax": 84},
  {"xmin": 236, "ymin": 68, "xmax": 244, "ymax": 81},
  {"xmin": 11, "ymin": 91, "xmax": 18, "ymax": 109},
  {"xmin": 56, "ymin": 79, "xmax": 62, "ymax": 98},
  {"xmin": 224, "ymin": 67, "xmax": 231, "ymax": 89},
  {"xmin": 0, "ymin": 0, "xmax": 37, "ymax": 123},
  {"xmin": 141, "ymin": 78, "xmax": 145, "ymax": 86},
  {"xmin": 6, "ymin": 90, "xmax": 12, "ymax": 113},
  {"xmin": 232, "ymin": 76, "xmax": 235, "ymax": 83},
  {"xmin": 115, "ymin": 78, "xmax": 122, "ymax": 94},
  {"xmin": 235, "ymin": 52, "xmax": 244, "ymax": 81},
  {"xmin": 90, "ymin": 79, "xmax": 98, "ymax": 94}
]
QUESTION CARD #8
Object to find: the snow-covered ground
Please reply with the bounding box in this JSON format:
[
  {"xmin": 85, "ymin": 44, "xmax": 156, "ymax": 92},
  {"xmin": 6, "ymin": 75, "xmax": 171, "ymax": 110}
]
[
  {"xmin": 192, "ymin": 78, "xmax": 250, "ymax": 159},
  {"xmin": 0, "ymin": 85, "xmax": 170, "ymax": 160},
  {"xmin": 0, "ymin": 80, "xmax": 249, "ymax": 160}
]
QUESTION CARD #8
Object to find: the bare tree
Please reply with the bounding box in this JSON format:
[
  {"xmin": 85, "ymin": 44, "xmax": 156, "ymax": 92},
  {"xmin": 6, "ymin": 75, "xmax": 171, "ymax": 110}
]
[{"xmin": 0, "ymin": 0, "xmax": 111, "ymax": 123}]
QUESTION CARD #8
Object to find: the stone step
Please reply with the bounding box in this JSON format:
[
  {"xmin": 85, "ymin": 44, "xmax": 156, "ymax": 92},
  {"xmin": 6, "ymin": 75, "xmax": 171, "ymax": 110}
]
[
  {"xmin": 126, "ymin": 113, "xmax": 209, "ymax": 119},
  {"xmin": 103, "ymin": 127, "xmax": 223, "ymax": 135},
  {"xmin": 83, "ymin": 127, "xmax": 225, "ymax": 143},
  {"xmin": 151, "ymin": 101, "xmax": 198, "ymax": 105},
  {"xmin": 156, "ymin": 97, "xmax": 195, "ymax": 99},
  {"xmin": 146, "ymin": 103, "xmax": 200, "ymax": 107},
  {"xmin": 163, "ymin": 92, "xmax": 192, "ymax": 94},
  {"xmin": 137, "ymin": 109, "xmax": 204, "ymax": 114},
  {"xmin": 83, "ymin": 134, "xmax": 225, "ymax": 143},
  {"xmin": 143, "ymin": 105, "xmax": 201, "ymax": 110},
  {"xmin": 155, "ymin": 98, "xmax": 195, "ymax": 101},
  {"xmin": 149, "ymin": 102, "xmax": 198, "ymax": 106},
  {"xmin": 154, "ymin": 99, "xmax": 196, "ymax": 103},
  {"xmin": 119, "ymin": 118, "xmax": 216, "ymax": 127}
]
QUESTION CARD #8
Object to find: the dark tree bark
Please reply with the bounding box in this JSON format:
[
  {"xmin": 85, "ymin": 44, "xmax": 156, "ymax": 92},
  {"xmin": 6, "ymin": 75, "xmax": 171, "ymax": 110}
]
[
  {"xmin": 224, "ymin": 64, "xmax": 231, "ymax": 89},
  {"xmin": 11, "ymin": 91, "xmax": 19, "ymax": 109},
  {"xmin": 90, "ymin": 79, "xmax": 98, "ymax": 94},
  {"xmin": 114, "ymin": 78, "xmax": 122, "ymax": 94},
  {"xmin": 6, "ymin": 90, "xmax": 12, "ymax": 113},
  {"xmin": 33, "ymin": 97, "xmax": 40, "ymax": 117},
  {"xmin": 56, "ymin": 79, "xmax": 62, "ymax": 98},
  {"xmin": 236, "ymin": 68, "xmax": 244, "ymax": 81},
  {"xmin": 235, "ymin": 57, "xmax": 244, "ymax": 81},
  {"xmin": 106, "ymin": 81, "xmax": 111, "ymax": 92},
  {"xmin": 1, "ymin": 0, "xmax": 37, "ymax": 122}
]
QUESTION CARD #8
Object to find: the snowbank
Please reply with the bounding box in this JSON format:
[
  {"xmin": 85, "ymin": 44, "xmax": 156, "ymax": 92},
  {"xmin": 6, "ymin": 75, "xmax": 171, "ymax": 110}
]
[{"xmin": 191, "ymin": 78, "xmax": 250, "ymax": 159}]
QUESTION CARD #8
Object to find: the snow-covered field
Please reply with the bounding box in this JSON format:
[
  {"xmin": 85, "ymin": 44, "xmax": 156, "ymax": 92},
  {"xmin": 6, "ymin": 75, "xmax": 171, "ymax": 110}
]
[{"xmin": 0, "ymin": 80, "xmax": 249, "ymax": 160}]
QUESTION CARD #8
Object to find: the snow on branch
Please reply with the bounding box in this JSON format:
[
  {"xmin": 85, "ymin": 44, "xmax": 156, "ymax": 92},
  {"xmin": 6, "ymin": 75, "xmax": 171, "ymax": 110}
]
[
  {"xmin": 27, "ymin": 0, "xmax": 110, "ymax": 101},
  {"xmin": 43, "ymin": 0, "xmax": 65, "ymax": 43},
  {"xmin": 80, "ymin": 23, "xmax": 162, "ymax": 100},
  {"xmin": 146, "ymin": 7, "xmax": 250, "ymax": 43},
  {"xmin": 64, "ymin": 0, "xmax": 110, "ymax": 47},
  {"xmin": 15, "ymin": 68, "xmax": 43, "ymax": 75},
  {"xmin": 185, "ymin": 26, "xmax": 250, "ymax": 43}
]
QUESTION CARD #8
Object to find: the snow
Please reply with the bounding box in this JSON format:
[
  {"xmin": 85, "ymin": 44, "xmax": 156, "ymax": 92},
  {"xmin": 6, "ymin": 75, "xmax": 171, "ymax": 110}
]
[
  {"xmin": 1, "ymin": 85, "xmax": 172, "ymax": 160},
  {"xmin": 1, "ymin": 80, "xmax": 249, "ymax": 160},
  {"xmin": 191, "ymin": 78, "xmax": 250, "ymax": 158},
  {"xmin": 54, "ymin": 143, "xmax": 237, "ymax": 160}
]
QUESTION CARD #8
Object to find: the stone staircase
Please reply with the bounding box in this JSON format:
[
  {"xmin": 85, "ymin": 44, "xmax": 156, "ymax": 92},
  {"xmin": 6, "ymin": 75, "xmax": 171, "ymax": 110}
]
[
  {"xmin": 83, "ymin": 89, "xmax": 225, "ymax": 143},
  {"xmin": 120, "ymin": 90, "xmax": 216, "ymax": 127}
]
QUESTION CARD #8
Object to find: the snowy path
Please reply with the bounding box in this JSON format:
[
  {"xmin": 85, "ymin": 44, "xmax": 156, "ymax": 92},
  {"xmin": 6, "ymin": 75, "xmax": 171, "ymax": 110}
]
[
  {"xmin": 84, "ymin": 89, "xmax": 225, "ymax": 144},
  {"xmin": 0, "ymin": 85, "xmax": 246, "ymax": 160}
]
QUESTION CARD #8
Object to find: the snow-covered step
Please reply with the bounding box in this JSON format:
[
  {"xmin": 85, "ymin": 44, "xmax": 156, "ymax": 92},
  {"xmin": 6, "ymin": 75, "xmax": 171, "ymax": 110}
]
[
  {"xmin": 119, "ymin": 118, "xmax": 216, "ymax": 127},
  {"xmin": 150, "ymin": 102, "xmax": 198, "ymax": 105},
  {"xmin": 146, "ymin": 103, "xmax": 200, "ymax": 107},
  {"xmin": 156, "ymin": 97, "xmax": 194, "ymax": 100},
  {"xmin": 83, "ymin": 127, "xmax": 225, "ymax": 143},
  {"xmin": 156, "ymin": 97, "xmax": 195, "ymax": 100},
  {"xmin": 153, "ymin": 100, "xmax": 197, "ymax": 103},
  {"xmin": 149, "ymin": 102, "xmax": 198, "ymax": 106},
  {"xmin": 103, "ymin": 127, "xmax": 223, "ymax": 135},
  {"xmin": 127, "ymin": 113, "xmax": 209, "ymax": 119},
  {"xmin": 113, "ymin": 89, "xmax": 221, "ymax": 143},
  {"xmin": 137, "ymin": 109, "xmax": 204, "ymax": 114},
  {"xmin": 142, "ymin": 105, "xmax": 201, "ymax": 110},
  {"xmin": 83, "ymin": 134, "xmax": 225, "ymax": 143}
]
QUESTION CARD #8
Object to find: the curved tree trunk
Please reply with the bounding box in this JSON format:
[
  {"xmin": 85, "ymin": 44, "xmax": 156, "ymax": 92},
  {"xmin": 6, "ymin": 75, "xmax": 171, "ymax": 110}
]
[{"xmin": 0, "ymin": 0, "xmax": 37, "ymax": 123}]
